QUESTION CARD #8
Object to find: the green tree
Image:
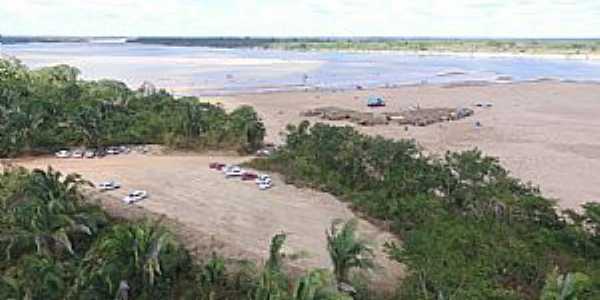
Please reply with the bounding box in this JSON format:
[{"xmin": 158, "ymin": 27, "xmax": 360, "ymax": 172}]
[
  {"xmin": 70, "ymin": 104, "xmax": 104, "ymax": 147},
  {"xmin": 77, "ymin": 221, "xmax": 189, "ymax": 298},
  {"xmin": 266, "ymin": 233, "xmax": 287, "ymax": 273},
  {"xmin": 198, "ymin": 252, "xmax": 227, "ymax": 299},
  {"xmin": 1, "ymin": 167, "xmax": 101, "ymax": 260},
  {"xmin": 228, "ymin": 105, "xmax": 266, "ymax": 152},
  {"xmin": 1, "ymin": 255, "xmax": 66, "ymax": 300},
  {"xmin": 325, "ymin": 219, "xmax": 373, "ymax": 284},
  {"xmin": 540, "ymin": 268, "xmax": 592, "ymax": 300}
]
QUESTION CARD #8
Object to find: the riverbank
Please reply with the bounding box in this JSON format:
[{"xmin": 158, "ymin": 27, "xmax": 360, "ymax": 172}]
[
  {"xmin": 223, "ymin": 80, "xmax": 600, "ymax": 209},
  {"xmin": 277, "ymin": 48, "xmax": 600, "ymax": 61}
]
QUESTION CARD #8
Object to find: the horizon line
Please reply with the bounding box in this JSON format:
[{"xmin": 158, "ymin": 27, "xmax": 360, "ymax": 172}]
[{"xmin": 2, "ymin": 34, "xmax": 600, "ymax": 41}]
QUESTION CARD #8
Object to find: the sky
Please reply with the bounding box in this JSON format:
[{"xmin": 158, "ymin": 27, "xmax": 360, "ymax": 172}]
[{"xmin": 1, "ymin": 0, "xmax": 599, "ymax": 38}]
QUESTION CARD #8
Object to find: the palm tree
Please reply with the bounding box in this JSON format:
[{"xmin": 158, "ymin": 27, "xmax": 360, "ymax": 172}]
[
  {"xmin": 266, "ymin": 233, "xmax": 287, "ymax": 273},
  {"xmin": 25, "ymin": 167, "xmax": 91, "ymax": 205},
  {"xmin": 1, "ymin": 167, "xmax": 102, "ymax": 260},
  {"xmin": 293, "ymin": 269, "xmax": 351, "ymax": 300},
  {"xmin": 1, "ymin": 255, "xmax": 66, "ymax": 300},
  {"xmin": 198, "ymin": 252, "xmax": 226, "ymax": 300},
  {"xmin": 253, "ymin": 269, "xmax": 285, "ymax": 300},
  {"xmin": 252, "ymin": 233, "xmax": 289, "ymax": 300},
  {"xmin": 325, "ymin": 219, "xmax": 374, "ymax": 284},
  {"xmin": 76, "ymin": 221, "xmax": 184, "ymax": 298},
  {"xmin": 540, "ymin": 268, "xmax": 592, "ymax": 300}
]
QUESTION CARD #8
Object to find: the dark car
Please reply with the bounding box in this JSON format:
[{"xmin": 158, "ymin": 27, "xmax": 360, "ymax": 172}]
[
  {"xmin": 241, "ymin": 172, "xmax": 258, "ymax": 181},
  {"xmin": 96, "ymin": 149, "xmax": 107, "ymax": 158},
  {"xmin": 209, "ymin": 162, "xmax": 226, "ymax": 170}
]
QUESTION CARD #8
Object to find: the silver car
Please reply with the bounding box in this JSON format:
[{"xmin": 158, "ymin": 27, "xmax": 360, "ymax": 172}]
[
  {"xmin": 98, "ymin": 181, "xmax": 121, "ymax": 191},
  {"xmin": 123, "ymin": 190, "xmax": 148, "ymax": 204}
]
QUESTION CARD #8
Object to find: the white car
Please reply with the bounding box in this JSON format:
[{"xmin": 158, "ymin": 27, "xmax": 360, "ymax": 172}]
[
  {"xmin": 255, "ymin": 175, "xmax": 271, "ymax": 184},
  {"xmin": 84, "ymin": 150, "xmax": 96, "ymax": 158},
  {"xmin": 98, "ymin": 181, "xmax": 121, "ymax": 191},
  {"xmin": 256, "ymin": 175, "xmax": 273, "ymax": 190},
  {"xmin": 119, "ymin": 146, "xmax": 131, "ymax": 154},
  {"xmin": 106, "ymin": 147, "xmax": 120, "ymax": 155},
  {"xmin": 71, "ymin": 150, "xmax": 84, "ymax": 158},
  {"xmin": 123, "ymin": 190, "xmax": 148, "ymax": 204},
  {"xmin": 55, "ymin": 150, "xmax": 71, "ymax": 158},
  {"xmin": 258, "ymin": 179, "xmax": 273, "ymax": 190},
  {"xmin": 225, "ymin": 166, "xmax": 244, "ymax": 177},
  {"xmin": 221, "ymin": 164, "xmax": 232, "ymax": 173},
  {"xmin": 256, "ymin": 149, "xmax": 272, "ymax": 157}
]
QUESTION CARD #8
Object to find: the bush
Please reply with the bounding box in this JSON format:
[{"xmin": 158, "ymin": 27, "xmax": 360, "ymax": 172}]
[
  {"xmin": 0, "ymin": 59, "xmax": 266, "ymax": 156},
  {"xmin": 251, "ymin": 122, "xmax": 600, "ymax": 299}
]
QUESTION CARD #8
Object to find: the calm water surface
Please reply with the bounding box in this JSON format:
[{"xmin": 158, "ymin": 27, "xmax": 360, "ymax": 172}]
[{"xmin": 3, "ymin": 42, "xmax": 600, "ymax": 95}]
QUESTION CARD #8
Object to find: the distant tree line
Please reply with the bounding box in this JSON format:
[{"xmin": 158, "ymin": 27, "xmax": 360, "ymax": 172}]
[
  {"xmin": 0, "ymin": 58, "xmax": 266, "ymax": 157},
  {"xmin": 248, "ymin": 122, "xmax": 600, "ymax": 300},
  {"xmin": 127, "ymin": 37, "xmax": 600, "ymax": 54},
  {"xmin": 5, "ymin": 36, "xmax": 599, "ymax": 54},
  {"xmin": 0, "ymin": 36, "xmax": 89, "ymax": 44}
]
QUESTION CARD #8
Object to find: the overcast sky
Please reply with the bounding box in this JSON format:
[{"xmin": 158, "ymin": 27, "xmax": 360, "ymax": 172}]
[{"xmin": 1, "ymin": 0, "xmax": 599, "ymax": 38}]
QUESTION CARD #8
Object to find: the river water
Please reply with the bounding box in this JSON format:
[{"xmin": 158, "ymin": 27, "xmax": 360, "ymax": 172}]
[{"xmin": 2, "ymin": 42, "xmax": 600, "ymax": 95}]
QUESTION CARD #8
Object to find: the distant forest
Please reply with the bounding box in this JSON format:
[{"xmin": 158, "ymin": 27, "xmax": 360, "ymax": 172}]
[{"xmin": 3, "ymin": 36, "xmax": 600, "ymax": 54}]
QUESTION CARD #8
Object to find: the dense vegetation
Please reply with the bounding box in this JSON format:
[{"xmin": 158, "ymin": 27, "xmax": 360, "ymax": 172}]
[
  {"xmin": 1, "ymin": 36, "xmax": 89, "ymax": 44},
  {"xmin": 0, "ymin": 166, "xmax": 374, "ymax": 299},
  {"xmin": 126, "ymin": 37, "xmax": 600, "ymax": 55},
  {"xmin": 0, "ymin": 58, "xmax": 265, "ymax": 157},
  {"xmin": 5, "ymin": 36, "xmax": 600, "ymax": 55},
  {"xmin": 267, "ymin": 39, "xmax": 600, "ymax": 55},
  {"xmin": 248, "ymin": 122, "xmax": 600, "ymax": 299}
]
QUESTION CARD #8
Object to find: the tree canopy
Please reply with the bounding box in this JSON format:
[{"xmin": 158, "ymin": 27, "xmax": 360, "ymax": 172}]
[
  {"xmin": 0, "ymin": 58, "xmax": 265, "ymax": 157},
  {"xmin": 249, "ymin": 122, "xmax": 600, "ymax": 300}
]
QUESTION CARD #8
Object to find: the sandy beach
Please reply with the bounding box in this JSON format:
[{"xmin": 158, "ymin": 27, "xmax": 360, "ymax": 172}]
[{"xmin": 224, "ymin": 81, "xmax": 600, "ymax": 209}]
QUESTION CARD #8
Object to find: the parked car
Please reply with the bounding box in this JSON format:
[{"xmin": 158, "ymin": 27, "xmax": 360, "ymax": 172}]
[
  {"xmin": 71, "ymin": 150, "xmax": 84, "ymax": 158},
  {"xmin": 221, "ymin": 165, "xmax": 233, "ymax": 173},
  {"xmin": 258, "ymin": 179, "xmax": 273, "ymax": 190},
  {"xmin": 106, "ymin": 147, "xmax": 120, "ymax": 155},
  {"xmin": 256, "ymin": 149, "xmax": 272, "ymax": 157},
  {"xmin": 119, "ymin": 146, "xmax": 131, "ymax": 154},
  {"xmin": 98, "ymin": 181, "xmax": 121, "ymax": 191},
  {"xmin": 123, "ymin": 190, "xmax": 148, "ymax": 204},
  {"xmin": 255, "ymin": 174, "xmax": 271, "ymax": 185},
  {"xmin": 241, "ymin": 172, "xmax": 258, "ymax": 181},
  {"xmin": 84, "ymin": 150, "xmax": 96, "ymax": 158},
  {"xmin": 209, "ymin": 162, "xmax": 226, "ymax": 170},
  {"xmin": 367, "ymin": 96, "xmax": 386, "ymax": 107},
  {"xmin": 225, "ymin": 166, "xmax": 244, "ymax": 178},
  {"xmin": 55, "ymin": 150, "xmax": 71, "ymax": 158},
  {"xmin": 138, "ymin": 146, "xmax": 149, "ymax": 154},
  {"xmin": 96, "ymin": 149, "xmax": 107, "ymax": 158}
]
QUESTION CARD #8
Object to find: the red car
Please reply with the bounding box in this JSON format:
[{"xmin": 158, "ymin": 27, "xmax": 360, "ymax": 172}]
[
  {"xmin": 209, "ymin": 162, "xmax": 226, "ymax": 170},
  {"xmin": 241, "ymin": 172, "xmax": 258, "ymax": 181}
]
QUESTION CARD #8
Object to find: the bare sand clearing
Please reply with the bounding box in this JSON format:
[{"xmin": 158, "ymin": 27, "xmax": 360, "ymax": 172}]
[
  {"xmin": 16, "ymin": 154, "xmax": 403, "ymax": 287},
  {"xmin": 224, "ymin": 81, "xmax": 600, "ymax": 209}
]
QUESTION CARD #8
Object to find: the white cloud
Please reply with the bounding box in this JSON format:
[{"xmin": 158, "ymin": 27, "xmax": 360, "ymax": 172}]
[{"xmin": 1, "ymin": 0, "xmax": 599, "ymax": 37}]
